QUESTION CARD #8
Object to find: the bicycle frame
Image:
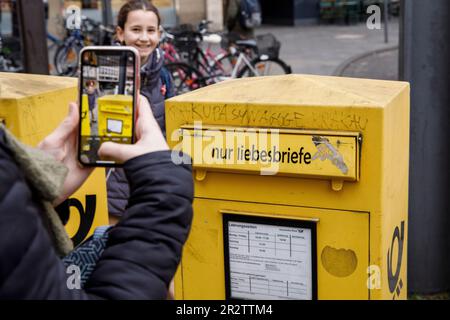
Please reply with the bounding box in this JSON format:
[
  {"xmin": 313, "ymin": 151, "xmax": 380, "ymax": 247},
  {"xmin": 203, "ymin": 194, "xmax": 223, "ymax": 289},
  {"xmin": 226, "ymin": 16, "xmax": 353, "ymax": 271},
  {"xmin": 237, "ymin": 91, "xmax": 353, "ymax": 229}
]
[{"xmin": 230, "ymin": 52, "xmax": 260, "ymax": 79}]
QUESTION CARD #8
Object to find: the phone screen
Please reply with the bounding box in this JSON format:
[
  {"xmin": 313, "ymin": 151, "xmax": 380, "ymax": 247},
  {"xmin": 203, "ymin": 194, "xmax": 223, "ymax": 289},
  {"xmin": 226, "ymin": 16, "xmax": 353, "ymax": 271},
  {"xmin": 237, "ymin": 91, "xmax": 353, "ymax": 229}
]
[{"xmin": 78, "ymin": 48, "xmax": 138, "ymax": 166}]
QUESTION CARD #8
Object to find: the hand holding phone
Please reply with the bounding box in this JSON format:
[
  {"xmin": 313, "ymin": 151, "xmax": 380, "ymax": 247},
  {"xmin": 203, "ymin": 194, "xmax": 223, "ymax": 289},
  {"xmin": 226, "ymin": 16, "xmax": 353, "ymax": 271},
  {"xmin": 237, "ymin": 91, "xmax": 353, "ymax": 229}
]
[
  {"xmin": 78, "ymin": 46, "xmax": 140, "ymax": 167},
  {"xmin": 98, "ymin": 95, "xmax": 169, "ymax": 163},
  {"xmin": 38, "ymin": 102, "xmax": 93, "ymax": 206}
]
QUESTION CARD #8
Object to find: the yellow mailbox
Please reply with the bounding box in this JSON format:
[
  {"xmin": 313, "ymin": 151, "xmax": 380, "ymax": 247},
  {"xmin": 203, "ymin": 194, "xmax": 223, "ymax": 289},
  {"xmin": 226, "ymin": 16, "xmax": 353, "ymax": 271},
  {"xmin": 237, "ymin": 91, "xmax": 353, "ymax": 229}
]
[
  {"xmin": 166, "ymin": 74, "xmax": 410, "ymax": 300},
  {"xmin": 97, "ymin": 94, "xmax": 133, "ymax": 138},
  {"xmin": 0, "ymin": 73, "xmax": 109, "ymax": 246},
  {"xmin": 81, "ymin": 94, "xmax": 91, "ymax": 137}
]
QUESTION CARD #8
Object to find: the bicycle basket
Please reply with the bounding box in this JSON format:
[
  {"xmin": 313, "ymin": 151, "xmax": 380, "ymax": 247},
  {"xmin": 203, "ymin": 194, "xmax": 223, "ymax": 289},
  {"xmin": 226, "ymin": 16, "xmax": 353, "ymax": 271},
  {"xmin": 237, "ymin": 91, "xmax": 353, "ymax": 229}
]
[{"xmin": 255, "ymin": 33, "xmax": 281, "ymax": 59}]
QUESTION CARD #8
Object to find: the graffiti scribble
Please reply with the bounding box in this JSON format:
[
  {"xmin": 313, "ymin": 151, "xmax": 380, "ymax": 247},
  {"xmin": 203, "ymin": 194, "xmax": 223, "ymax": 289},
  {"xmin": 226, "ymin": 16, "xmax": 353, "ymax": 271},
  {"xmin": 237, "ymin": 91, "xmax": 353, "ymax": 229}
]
[{"xmin": 311, "ymin": 136, "xmax": 348, "ymax": 174}]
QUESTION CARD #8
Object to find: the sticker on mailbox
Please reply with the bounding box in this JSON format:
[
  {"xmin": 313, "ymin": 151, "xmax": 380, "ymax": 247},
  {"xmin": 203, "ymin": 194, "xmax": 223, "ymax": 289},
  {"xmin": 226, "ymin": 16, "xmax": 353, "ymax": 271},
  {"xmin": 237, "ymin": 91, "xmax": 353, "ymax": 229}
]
[{"xmin": 223, "ymin": 214, "xmax": 317, "ymax": 300}]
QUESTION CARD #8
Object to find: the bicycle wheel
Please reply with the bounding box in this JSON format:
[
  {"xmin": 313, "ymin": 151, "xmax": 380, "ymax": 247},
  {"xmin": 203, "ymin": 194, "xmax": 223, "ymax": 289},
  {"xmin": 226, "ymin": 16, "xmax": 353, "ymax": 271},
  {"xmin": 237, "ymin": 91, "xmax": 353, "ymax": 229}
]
[
  {"xmin": 165, "ymin": 62, "xmax": 206, "ymax": 95},
  {"xmin": 54, "ymin": 42, "xmax": 83, "ymax": 76},
  {"xmin": 237, "ymin": 57, "xmax": 292, "ymax": 78}
]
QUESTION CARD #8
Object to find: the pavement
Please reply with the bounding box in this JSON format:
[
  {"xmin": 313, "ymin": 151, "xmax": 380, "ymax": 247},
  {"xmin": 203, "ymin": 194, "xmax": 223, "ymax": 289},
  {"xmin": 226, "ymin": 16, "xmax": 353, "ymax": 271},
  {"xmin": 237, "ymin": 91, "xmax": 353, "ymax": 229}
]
[
  {"xmin": 333, "ymin": 46, "xmax": 398, "ymax": 80},
  {"xmin": 255, "ymin": 18, "xmax": 399, "ymax": 80}
]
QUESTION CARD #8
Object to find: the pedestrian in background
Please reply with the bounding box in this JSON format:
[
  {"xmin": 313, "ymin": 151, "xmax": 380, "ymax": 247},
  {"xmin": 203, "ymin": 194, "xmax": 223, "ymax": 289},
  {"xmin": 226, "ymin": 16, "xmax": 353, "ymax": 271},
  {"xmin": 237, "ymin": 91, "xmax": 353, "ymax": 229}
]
[
  {"xmin": 85, "ymin": 80, "xmax": 99, "ymax": 124},
  {"xmin": 225, "ymin": 0, "xmax": 262, "ymax": 40}
]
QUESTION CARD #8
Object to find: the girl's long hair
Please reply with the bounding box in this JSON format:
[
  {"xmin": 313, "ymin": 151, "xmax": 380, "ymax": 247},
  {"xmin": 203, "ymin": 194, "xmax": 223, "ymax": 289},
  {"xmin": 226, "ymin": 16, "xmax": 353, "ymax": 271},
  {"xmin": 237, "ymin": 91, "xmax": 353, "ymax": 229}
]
[{"xmin": 117, "ymin": 0, "xmax": 161, "ymax": 29}]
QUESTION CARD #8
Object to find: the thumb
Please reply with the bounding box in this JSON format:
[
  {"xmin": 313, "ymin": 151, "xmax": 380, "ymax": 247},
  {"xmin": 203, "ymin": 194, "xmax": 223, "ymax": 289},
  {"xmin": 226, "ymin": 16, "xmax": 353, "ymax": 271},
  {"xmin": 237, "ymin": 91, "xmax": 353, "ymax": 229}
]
[
  {"xmin": 98, "ymin": 141, "xmax": 137, "ymax": 163},
  {"xmin": 58, "ymin": 102, "xmax": 79, "ymax": 134},
  {"xmin": 44, "ymin": 103, "xmax": 79, "ymax": 144},
  {"xmin": 38, "ymin": 103, "xmax": 78, "ymax": 152}
]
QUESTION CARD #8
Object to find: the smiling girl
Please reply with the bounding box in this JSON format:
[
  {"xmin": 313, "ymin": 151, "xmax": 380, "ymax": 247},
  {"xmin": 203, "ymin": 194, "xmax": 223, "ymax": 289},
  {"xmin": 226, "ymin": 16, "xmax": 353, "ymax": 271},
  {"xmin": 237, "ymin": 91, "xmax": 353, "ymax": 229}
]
[
  {"xmin": 115, "ymin": 0, "xmax": 172, "ymax": 134},
  {"xmin": 108, "ymin": 1, "xmax": 173, "ymax": 219}
]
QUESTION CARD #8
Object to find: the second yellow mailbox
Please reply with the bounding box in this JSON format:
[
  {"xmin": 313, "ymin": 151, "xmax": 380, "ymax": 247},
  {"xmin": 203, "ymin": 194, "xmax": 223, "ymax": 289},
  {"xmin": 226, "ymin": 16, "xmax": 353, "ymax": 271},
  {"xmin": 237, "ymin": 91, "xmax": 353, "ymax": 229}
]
[
  {"xmin": 166, "ymin": 74, "xmax": 410, "ymax": 300},
  {"xmin": 0, "ymin": 73, "xmax": 109, "ymax": 247}
]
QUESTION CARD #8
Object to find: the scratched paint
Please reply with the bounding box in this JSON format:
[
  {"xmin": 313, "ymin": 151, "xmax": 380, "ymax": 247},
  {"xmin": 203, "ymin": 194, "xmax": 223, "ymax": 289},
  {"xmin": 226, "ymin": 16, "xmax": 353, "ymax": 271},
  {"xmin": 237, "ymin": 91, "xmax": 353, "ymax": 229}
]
[
  {"xmin": 311, "ymin": 136, "xmax": 349, "ymax": 174},
  {"xmin": 321, "ymin": 246, "xmax": 358, "ymax": 277},
  {"xmin": 185, "ymin": 227, "xmax": 219, "ymax": 265}
]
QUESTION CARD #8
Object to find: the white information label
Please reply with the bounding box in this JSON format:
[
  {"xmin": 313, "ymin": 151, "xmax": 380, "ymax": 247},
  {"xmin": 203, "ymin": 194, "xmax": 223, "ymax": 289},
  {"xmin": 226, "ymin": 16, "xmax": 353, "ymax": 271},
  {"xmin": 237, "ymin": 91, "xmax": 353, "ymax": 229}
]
[
  {"xmin": 227, "ymin": 221, "xmax": 313, "ymax": 300},
  {"xmin": 107, "ymin": 119, "xmax": 123, "ymax": 134}
]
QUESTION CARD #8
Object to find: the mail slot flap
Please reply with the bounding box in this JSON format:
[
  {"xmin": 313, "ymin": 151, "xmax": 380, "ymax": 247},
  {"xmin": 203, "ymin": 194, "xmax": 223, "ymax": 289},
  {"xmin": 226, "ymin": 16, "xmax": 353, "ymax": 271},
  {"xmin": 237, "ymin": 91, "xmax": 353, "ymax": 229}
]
[
  {"xmin": 98, "ymin": 95, "xmax": 132, "ymax": 115},
  {"xmin": 177, "ymin": 125, "xmax": 360, "ymax": 181}
]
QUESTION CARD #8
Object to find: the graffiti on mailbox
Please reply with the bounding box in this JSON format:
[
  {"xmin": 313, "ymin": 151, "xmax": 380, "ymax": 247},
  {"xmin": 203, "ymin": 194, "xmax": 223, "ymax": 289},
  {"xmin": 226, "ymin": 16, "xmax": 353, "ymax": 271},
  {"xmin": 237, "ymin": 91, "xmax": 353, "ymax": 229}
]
[{"xmin": 311, "ymin": 136, "xmax": 349, "ymax": 174}]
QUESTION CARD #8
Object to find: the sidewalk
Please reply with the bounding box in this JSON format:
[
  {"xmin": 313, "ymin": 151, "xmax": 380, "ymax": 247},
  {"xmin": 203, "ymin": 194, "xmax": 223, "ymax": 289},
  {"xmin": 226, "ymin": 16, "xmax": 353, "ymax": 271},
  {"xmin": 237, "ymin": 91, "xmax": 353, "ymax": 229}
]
[
  {"xmin": 256, "ymin": 18, "xmax": 399, "ymax": 79},
  {"xmin": 334, "ymin": 46, "xmax": 398, "ymax": 80}
]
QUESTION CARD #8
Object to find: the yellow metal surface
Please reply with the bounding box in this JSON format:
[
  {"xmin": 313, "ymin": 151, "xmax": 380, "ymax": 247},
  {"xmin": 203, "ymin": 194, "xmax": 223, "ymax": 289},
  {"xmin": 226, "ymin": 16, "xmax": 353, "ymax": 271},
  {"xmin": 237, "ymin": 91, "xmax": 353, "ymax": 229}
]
[
  {"xmin": 97, "ymin": 94, "xmax": 132, "ymax": 137},
  {"xmin": 168, "ymin": 74, "xmax": 410, "ymax": 300},
  {"xmin": 0, "ymin": 73, "xmax": 109, "ymax": 246},
  {"xmin": 181, "ymin": 199, "xmax": 369, "ymax": 300},
  {"xmin": 81, "ymin": 94, "xmax": 91, "ymax": 137}
]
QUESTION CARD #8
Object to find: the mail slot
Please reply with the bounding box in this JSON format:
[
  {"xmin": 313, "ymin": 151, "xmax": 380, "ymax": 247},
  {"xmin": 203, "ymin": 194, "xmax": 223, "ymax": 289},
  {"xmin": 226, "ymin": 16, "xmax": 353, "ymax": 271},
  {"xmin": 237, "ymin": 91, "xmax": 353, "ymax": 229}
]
[
  {"xmin": 178, "ymin": 126, "xmax": 360, "ymax": 190},
  {"xmin": 166, "ymin": 74, "xmax": 410, "ymax": 300}
]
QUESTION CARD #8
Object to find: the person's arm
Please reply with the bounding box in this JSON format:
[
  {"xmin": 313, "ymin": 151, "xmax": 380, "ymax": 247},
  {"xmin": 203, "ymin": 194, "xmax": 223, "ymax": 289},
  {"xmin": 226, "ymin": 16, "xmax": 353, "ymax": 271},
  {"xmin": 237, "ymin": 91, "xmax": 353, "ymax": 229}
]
[
  {"xmin": 37, "ymin": 103, "xmax": 93, "ymax": 206},
  {"xmin": 0, "ymin": 141, "xmax": 192, "ymax": 299},
  {"xmin": 85, "ymin": 151, "xmax": 193, "ymax": 299},
  {"xmin": 0, "ymin": 97, "xmax": 193, "ymax": 299},
  {"xmin": 87, "ymin": 96, "xmax": 193, "ymax": 299},
  {"xmin": 0, "ymin": 132, "xmax": 87, "ymax": 299},
  {"xmin": 161, "ymin": 66, "xmax": 175, "ymax": 99}
]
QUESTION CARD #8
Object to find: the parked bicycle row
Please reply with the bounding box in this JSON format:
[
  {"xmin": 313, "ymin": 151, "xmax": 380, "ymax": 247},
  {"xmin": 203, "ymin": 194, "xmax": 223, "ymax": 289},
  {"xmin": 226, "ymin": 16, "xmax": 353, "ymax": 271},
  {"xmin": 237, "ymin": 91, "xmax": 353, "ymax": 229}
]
[
  {"xmin": 1, "ymin": 17, "xmax": 292, "ymax": 96},
  {"xmin": 160, "ymin": 20, "xmax": 291, "ymax": 95}
]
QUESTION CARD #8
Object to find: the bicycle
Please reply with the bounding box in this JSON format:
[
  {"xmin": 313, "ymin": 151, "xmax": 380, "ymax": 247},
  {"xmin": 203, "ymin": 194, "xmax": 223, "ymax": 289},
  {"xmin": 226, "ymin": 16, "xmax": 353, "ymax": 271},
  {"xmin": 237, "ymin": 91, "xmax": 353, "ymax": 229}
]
[
  {"xmin": 166, "ymin": 33, "xmax": 291, "ymax": 94},
  {"xmin": 177, "ymin": 21, "xmax": 290, "ymax": 81},
  {"xmin": 162, "ymin": 22, "xmax": 230, "ymax": 84},
  {"xmin": 162, "ymin": 21, "xmax": 291, "ymax": 95},
  {"xmin": 214, "ymin": 33, "xmax": 291, "ymax": 79},
  {"xmin": 160, "ymin": 28, "xmax": 182, "ymax": 63},
  {"xmin": 0, "ymin": 34, "xmax": 22, "ymax": 72},
  {"xmin": 164, "ymin": 62, "xmax": 206, "ymax": 95},
  {"xmin": 53, "ymin": 16, "xmax": 115, "ymax": 77},
  {"xmin": 53, "ymin": 27, "xmax": 84, "ymax": 76}
]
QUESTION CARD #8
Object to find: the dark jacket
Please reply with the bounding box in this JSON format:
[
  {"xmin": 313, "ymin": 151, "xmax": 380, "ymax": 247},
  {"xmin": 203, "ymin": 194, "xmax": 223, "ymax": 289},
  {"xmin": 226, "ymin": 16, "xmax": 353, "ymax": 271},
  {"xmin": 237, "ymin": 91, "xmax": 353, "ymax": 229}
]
[
  {"xmin": 0, "ymin": 128, "xmax": 193, "ymax": 299},
  {"xmin": 140, "ymin": 47, "xmax": 170, "ymax": 134},
  {"xmin": 107, "ymin": 48, "xmax": 174, "ymax": 217}
]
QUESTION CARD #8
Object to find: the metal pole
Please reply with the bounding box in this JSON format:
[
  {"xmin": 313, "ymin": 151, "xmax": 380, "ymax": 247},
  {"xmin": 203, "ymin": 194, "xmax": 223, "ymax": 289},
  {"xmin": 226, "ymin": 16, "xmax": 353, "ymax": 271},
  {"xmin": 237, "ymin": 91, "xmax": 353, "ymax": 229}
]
[
  {"xmin": 101, "ymin": 0, "xmax": 113, "ymax": 44},
  {"xmin": 400, "ymin": 0, "xmax": 450, "ymax": 294},
  {"xmin": 101, "ymin": 0, "xmax": 113, "ymax": 26},
  {"xmin": 118, "ymin": 53, "xmax": 127, "ymax": 95},
  {"xmin": 16, "ymin": 0, "xmax": 49, "ymax": 75},
  {"xmin": 398, "ymin": 0, "xmax": 405, "ymax": 79},
  {"xmin": 383, "ymin": 0, "xmax": 389, "ymax": 43}
]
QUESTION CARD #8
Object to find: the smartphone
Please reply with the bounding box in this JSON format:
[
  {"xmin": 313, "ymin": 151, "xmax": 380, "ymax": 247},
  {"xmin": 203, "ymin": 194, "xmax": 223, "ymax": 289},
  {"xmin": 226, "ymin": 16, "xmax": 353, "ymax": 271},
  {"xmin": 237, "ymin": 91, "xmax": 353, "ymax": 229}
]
[{"xmin": 77, "ymin": 46, "xmax": 140, "ymax": 167}]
